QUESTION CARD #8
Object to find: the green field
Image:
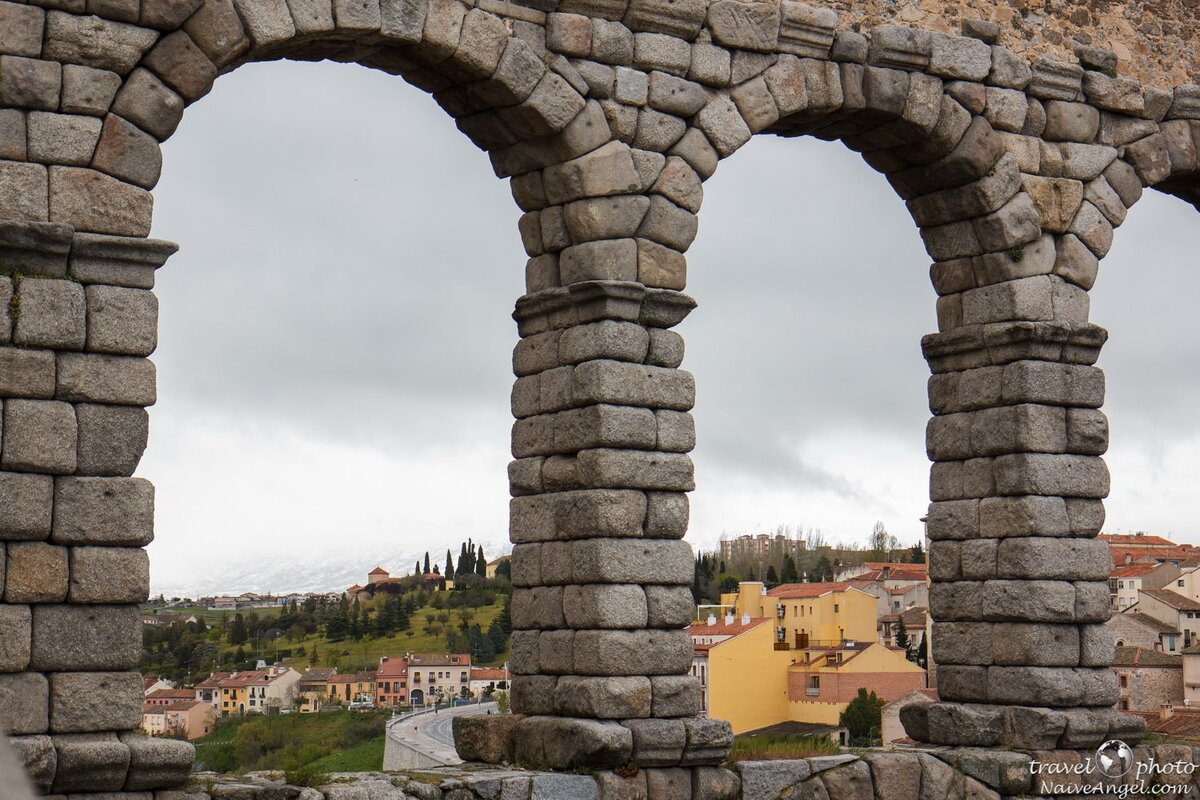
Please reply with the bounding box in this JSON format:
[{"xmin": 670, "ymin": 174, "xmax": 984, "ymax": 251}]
[
  {"xmin": 274, "ymin": 601, "xmax": 506, "ymax": 672},
  {"xmin": 193, "ymin": 709, "xmax": 388, "ymax": 773}
]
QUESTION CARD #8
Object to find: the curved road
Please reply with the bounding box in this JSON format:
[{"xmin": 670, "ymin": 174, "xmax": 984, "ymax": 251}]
[{"xmin": 388, "ymin": 702, "xmax": 498, "ymax": 764}]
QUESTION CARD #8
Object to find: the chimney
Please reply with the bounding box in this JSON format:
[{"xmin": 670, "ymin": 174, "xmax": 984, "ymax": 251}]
[
  {"xmin": 1160, "ymin": 703, "xmax": 1174, "ymax": 720},
  {"xmin": 724, "ymin": 613, "xmax": 735, "ymax": 626},
  {"xmin": 741, "ymin": 614, "xmax": 751, "ymax": 625},
  {"xmin": 707, "ymin": 614, "xmax": 717, "ymax": 625},
  {"xmin": 381, "ymin": 656, "xmax": 388, "ymax": 663}
]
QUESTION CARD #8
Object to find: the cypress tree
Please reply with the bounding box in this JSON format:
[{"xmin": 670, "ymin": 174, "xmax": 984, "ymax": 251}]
[
  {"xmin": 895, "ymin": 617, "xmax": 910, "ymax": 650},
  {"xmin": 423, "ymin": 552, "xmax": 431, "ymax": 574},
  {"xmin": 476, "ymin": 547, "xmax": 487, "ymax": 576},
  {"xmin": 445, "ymin": 550, "xmax": 453, "ymax": 579}
]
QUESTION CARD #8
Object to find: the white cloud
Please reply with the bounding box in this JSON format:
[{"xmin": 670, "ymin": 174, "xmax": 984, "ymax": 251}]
[{"xmin": 143, "ymin": 59, "xmax": 1199, "ymax": 592}]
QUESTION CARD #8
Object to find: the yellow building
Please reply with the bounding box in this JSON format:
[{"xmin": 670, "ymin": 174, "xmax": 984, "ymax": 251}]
[
  {"xmin": 328, "ymin": 671, "xmax": 376, "ymax": 705},
  {"xmin": 720, "ymin": 581, "xmax": 878, "ymax": 649},
  {"xmin": 786, "ymin": 641, "xmax": 927, "ymax": 724},
  {"xmin": 691, "ymin": 616, "xmax": 793, "ymax": 734},
  {"xmin": 696, "ymin": 582, "xmax": 926, "ymax": 734}
]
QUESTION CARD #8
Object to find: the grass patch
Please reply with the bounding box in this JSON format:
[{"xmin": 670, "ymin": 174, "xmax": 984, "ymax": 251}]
[
  {"xmin": 727, "ymin": 733, "xmax": 842, "ymax": 763},
  {"xmin": 308, "ymin": 735, "xmax": 385, "ymax": 772},
  {"xmin": 194, "ymin": 709, "xmax": 388, "ymax": 773}
]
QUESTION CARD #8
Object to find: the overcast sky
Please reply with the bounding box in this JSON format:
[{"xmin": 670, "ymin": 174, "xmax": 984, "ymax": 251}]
[{"xmin": 144, "ymin": 60, "xmax": 1200, "ymax": 593}]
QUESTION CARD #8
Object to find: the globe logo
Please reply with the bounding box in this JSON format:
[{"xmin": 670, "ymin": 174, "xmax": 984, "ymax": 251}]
[{"xmin": 1096, "ymin": 740, "xmax": 1134, "ymax": 778}]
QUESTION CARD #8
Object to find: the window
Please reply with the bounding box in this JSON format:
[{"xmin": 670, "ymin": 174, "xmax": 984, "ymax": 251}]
[
  {"xmin": 1118, "ymin": 581, "xmax": 1125, "ymax": 589},
  {"xmin": 809, "ymin": 675, "xmax": 820, "ymax": 689},
  {"xmin": 834, "ymin": 604, "xmax": 839, "ymax": 613},
  {"xmin": 1180, "ymin": 580, "xmax": 1186, "ymax": 587},
  {"xmin": 1119, "ymin": 674, "xmax": 1128, "ymax": 688}
]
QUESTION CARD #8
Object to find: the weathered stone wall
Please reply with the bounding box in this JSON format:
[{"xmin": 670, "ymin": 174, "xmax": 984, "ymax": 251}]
[
  {"xmin": 2, "ymin": 0, "xmax": 1200, "ymax": 794},
  {"xmin": 814, "ymin": 0, "xmax": 1200, "ymax": 88},
  {"xmin": 39, "ymin": 745, "xmax": 1200, "ymax": 800}
]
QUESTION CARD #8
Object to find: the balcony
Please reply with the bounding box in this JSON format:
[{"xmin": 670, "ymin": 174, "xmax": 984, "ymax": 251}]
[{"xmin": 805, "ymin": 688, "xmax": 820, "ymax": 697}]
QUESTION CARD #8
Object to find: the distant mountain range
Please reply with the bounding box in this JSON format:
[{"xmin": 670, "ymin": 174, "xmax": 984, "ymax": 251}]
[{"xmin": 150, "ymin": 539, "xmax": 511, "ymax": 599}]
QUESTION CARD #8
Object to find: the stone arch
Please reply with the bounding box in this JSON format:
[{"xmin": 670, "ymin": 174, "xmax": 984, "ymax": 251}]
[{"xmin": 0, "ymin": 0, "xmax": 610, "ymax": 794}]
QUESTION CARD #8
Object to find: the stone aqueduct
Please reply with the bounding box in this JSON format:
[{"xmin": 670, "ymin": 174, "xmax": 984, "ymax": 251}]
[{"xmin": 0, "ymin": 0, "xmax": 1198, "ymax": 794}]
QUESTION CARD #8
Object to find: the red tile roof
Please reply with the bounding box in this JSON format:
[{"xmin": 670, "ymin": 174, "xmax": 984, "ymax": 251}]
[
  {"xmin": 148, "ymin": 689, "xmax": 196, "ymax": 701},
  {"xmin": 1111, "ymin": 563, "xmax": 1164, "ymax": 577},
  {"xmin": 195, "ymin": 672, "xmax": 231, "ymax": 688},
  {"xmin": 369, "ymin": 567, "xmax": 390, "ymax": 575},
  {"xmin": 1113, "ymin": 646, "xmax": 1184, "ymax": 667},
  {"xmin": 408, "ymin": 653, "xmax": 470, "ymax": 667},
  {"xmin": 470, "ymin": 667, "xmax": 508, "ymax": 681},
  {"xmin": 1141, "ymin": 589, "xmax": 1200, "ymax": 612},
  {"xmin": 1101, "ymin": 534, "xmax": 1177, "ymax": 547},
  {"xmin": 1133, "ymin": 709, "xmax": 1200, "ymax": 741},
  {"xmin": 1119, "ymin": 612, "xmax": 1180, "ymax": 634},
  {"xmin": 687, "ymin": 617, "xmax": 770, "ymax": 637},
  {"xmin": 166, "ymin": 700, "xmax": 203, "ymax": 712},
  {"xmin": 767, "ymin": 582, "xmax": 854, "ymax": 599},
  {"xmin": 376, "ymin": 658, "xmax": 408, "ymax": 677}
]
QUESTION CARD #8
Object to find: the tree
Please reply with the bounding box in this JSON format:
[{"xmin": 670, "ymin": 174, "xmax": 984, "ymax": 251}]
[
  {"xmin": 909, "ymin": 542, "xmax": 925, "ymax": 564},
  {"xmin": 229, "ymin": 614, "xmax": 248, "ymax": 646},
  {"xmin": 895, "ymin": 617, "xmax": 910, "ymax": 650},
  {"xmin": 475, "ymin": 547, "xmax": 487, "ymax": 577},
  {"xmin": 415, "ymin": 560, "xmax": 421, "ymax": 576},
  {"xmin": 423, "ymin": 552, "xmax": 431, "ymax": 574},
  {"xmin": 765, "ymin": 565, "xmax": 779, "ymax": 586},
  {"xmin": 445, "ymin": 550, "xmax": 453, "ymax": 579},
  {"xmin": 915, "ymin": 633, "xmax": 927, "ymax": 668},
  {"xmin": 839, "ymin": 688, "xmax": 884, "ymax": 745},
  {"xmin": 811, "ymin": 555, "xmax": 833, "ymax": 582},
  {"xmin": 782, "ymin": 556, "xmax": 799, "ymax": 584},
  {"xmin": 498, "ymin": 593, "xmax": 512, "ymax": 636},
  {"xmin": 495, "ymin": 559, "xmax": 511, "ymax": 580},
  {"xmin": 495, "ymin": 690, "xmax": 510, "ymax": 714}
]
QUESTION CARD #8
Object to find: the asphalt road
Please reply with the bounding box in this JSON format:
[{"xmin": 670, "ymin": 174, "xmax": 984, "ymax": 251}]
[{"xmin": 389, "ymin": 701, "xmax": 498, "ymax": 764}]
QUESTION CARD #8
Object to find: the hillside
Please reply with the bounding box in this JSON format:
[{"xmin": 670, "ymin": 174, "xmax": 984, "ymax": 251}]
[{"xmin": 142, "ymin": 576, "xmax": 512, "ymax": 681}]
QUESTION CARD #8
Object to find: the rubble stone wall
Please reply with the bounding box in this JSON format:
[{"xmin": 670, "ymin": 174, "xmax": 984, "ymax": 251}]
[{"xmin": 1, "ymin": 0, "xmax": 1198, "ymax": 794}]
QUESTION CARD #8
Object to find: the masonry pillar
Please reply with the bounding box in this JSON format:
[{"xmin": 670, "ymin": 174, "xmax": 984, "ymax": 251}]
[
  {"xmin": 0, "ymin": 222, "xmax": 194, "ymax": 793},
  {"xmin": 908, "ymin": 318, "xmax": 1145, "ymax": 750},
  {"xmin": 503, "ymin": 276, "xmax": 733, "ymax": 777}
]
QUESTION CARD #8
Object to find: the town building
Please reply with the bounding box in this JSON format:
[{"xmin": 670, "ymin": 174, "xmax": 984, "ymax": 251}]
[
  {"xmin": 406, "ymin": 653, "xmax": 471, "ymax": 706},
  {"xmin": 836, "ymin": 562, "xmax": 927, "ymax": 585},
  {"xmin": 878, "ymin": 607, "xmax": 927, "ymax": 651},
  {"xmin": 687, "ymin": 611, "xmax": 925, "ymax": 734},
  {"xmin": 145, "ymin": 689, "xmax": 197, "ymax": 707},
  {"xmin": 216, "ymin": 667, "xmax": 302, "ymax": 715},
  {"xmin": 1113, "ymin": 646, "xmax": 1184, "ymax": 711},
  {"xmin": 376, "ymin": 656, "xmax": 409, "ymax": 708},
  {"xmin": 142, "ymin": 705, "xmax": 167, "ymax": 737},
  {"xmin": 194, "ymin": 672, "xmax": 231, "ymax": 713},
  {"xmin": 787, "ymin": 640, "xmax": 926, "ymax": 725},
  {"xmin": 141, "ymin": 700, "xmax": 216, "ymax": 740},
  {"xmin": 328, "ymin": 671, "xmax": 376, "ymax": 705},
  {"xmin": 468, "ymin": 667, "xmax": 508, "ymax": 697},
  {"xmin": 718, "ymin": 533, "xmax": 806, "ymax": 567},
  {"xmin": 1109, "ymin": 611, "xmax": 1183, "ymax": 654},
  {"xmin": 485, "ymin": 557, "xmax": 510, "ymax": 579},
  {"xmin": 1131, "ymin": 589, "xmax": 1200, "ymax": 650},
  {"xmin": 297, "ymin": 667, "xmax": 337, "ymax": 712},
  {"xmin": 722, "ymin": 581, "xmax": 878, "ymax": 650},
  {"xmin": 1109, "ymin": 563, "xmax": 1180, "ymax": 610},
  {"xmin": 143, "ymin": 677, "xmax": 172, "ymax": 695},
  {"xmin": 1184, "ymin": 643, "xmax": 1200, "ymax": 707}
]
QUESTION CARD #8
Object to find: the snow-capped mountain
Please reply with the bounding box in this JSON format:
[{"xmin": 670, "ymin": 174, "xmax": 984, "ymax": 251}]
[{"xmin": 149, "ymin": 539, "xmax": 511, "ymax": 599}]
